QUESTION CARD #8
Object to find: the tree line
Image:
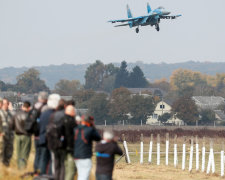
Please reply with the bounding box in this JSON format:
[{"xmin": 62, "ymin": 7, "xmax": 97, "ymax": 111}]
[{"xmin": 1, "ymin": 62, "xmax": 225, "ymax": 125}]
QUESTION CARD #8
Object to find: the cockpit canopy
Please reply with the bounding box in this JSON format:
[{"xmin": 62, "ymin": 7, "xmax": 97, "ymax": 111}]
[{"xmin": 157, "ymin": 6, "xmax": 165, "ymax": 9}]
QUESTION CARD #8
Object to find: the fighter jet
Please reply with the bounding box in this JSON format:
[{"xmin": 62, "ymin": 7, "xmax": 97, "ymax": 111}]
[{"xmin": 108, "ymin": 3, "xmax": 181, "ymax": 33}]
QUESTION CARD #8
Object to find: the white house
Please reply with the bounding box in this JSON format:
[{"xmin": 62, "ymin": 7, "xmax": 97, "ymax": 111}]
[{"xmin": 146, "ymin": 100, "xmax": 184, "ymax": 125}]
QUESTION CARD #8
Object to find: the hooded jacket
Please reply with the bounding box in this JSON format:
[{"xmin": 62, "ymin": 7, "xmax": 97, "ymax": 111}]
[
  {"xmin": 74, "ymin": 124, "xmax": 101, "ymax": 159},
  {"xmin": 95, "ymin": 140, "xmax": 123, "ymax": 176}
]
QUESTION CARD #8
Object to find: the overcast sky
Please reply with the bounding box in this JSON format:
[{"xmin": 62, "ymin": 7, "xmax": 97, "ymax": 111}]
[{"xmin": 0, "ymin": 0, "xmax": 225, "ymax": 68}]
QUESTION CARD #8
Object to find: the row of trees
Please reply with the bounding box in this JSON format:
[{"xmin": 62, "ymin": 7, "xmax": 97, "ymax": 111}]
[
  {"xmin": 84, "ymin": 60, "xmax": 148, "ymax": 92},
  {"xmin": 169, "ymin": 69, "xmax": 225, "ymax": 97},
  {"xmin": 74, "ymin": 87, "xmax": 155, "ymax": 125}
]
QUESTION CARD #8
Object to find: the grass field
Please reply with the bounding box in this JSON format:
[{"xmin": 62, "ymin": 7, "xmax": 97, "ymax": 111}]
[{"xmin": 0, "ymin": 129, "xmax": 224, "ymax": 180}]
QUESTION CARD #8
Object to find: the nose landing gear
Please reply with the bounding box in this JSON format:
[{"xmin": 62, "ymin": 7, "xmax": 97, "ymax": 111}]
[
  {"xmin": 135, "ymin": 27, "xmax": 139, "ymax": 33},
  {"xmin": 155, "ymin": 24, "xmax": 160, "ymax": 31}
]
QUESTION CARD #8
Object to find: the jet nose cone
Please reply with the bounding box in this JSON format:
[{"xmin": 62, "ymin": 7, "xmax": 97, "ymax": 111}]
[{"xmin": 162, "ymin": 11, "xmax": 171, "ymax": 15}]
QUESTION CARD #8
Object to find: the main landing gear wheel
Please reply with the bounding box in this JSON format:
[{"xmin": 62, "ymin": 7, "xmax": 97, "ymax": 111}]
[
  {"xmin": 136, "ymin": 28, "xmax": 139, "ymax": 33},
  {"xmin": 155, "ymin": 24, "xmax": 160, "ymax": 31}
]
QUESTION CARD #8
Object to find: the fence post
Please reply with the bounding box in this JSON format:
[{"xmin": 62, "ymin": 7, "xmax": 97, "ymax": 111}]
[
  {"xmin": 189, "ymin": 137, "xmax": 194, "ymax": 172},
  {"xmin": 182, "ymin": 136, "xmax": 186, "ymax": 170},
  {"xmin": 148, "ymin": 134, "xmax": 153, "ymax": 164},
  {"xmin": 196, "ymin": 135, "xmax": 199, "ymax": 171},
  {"xmin": 166, "ymin": 133, "xmax": 169, "ymax": 166},
  {"xmin": 122, "ymin": 134, "xmax": 131, "ymax": 164},
  {"xmin": 157, "ymin": 134, "xmax": 160, "ymax": 165},
  {"xmin": 207, "ymin": 139, "xmax": 215, "ymax": 174},
  {"xmin": 221, "ymin": 142, "xmax": 224, "ymax": 177},
  {"xmin": 174, "ymin": 134, "xmax": 178, "ymax": 168},
  {"xmin": 201, "ymin": 137, "xmax": 206, "ymax": 172},
  {"xmin": 140, "ymin": 134, "xmax": 144, "ymax": 164}
]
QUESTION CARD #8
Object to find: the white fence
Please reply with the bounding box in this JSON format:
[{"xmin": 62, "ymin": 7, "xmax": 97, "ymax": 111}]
[{"xmin": 122, "ymin": 133, "xmax": 225, "ymax": 177}]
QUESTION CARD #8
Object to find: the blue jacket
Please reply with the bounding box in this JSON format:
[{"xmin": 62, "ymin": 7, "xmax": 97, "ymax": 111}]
[
  {"xmin": 39, "ymin": 109, "xmax": 55, "ymax": 146},
  {"xmin": 74, "ymin": 124, "xmax": 101, "ymax": 159}
]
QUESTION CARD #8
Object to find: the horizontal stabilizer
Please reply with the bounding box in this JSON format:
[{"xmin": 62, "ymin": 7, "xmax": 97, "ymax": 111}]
[{"xmin": 114, "ymin": 23, "xmax": 129, "ymax": 27}]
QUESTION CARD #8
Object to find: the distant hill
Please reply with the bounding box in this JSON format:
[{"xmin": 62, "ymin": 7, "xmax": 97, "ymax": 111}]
[{"xmin": 0, "ymin": 61, "xmax": 225, "ymax": 89}]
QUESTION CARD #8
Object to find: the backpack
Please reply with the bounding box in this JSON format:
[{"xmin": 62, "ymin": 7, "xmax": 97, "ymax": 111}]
[
  {"xmin": 24, "ymin": 109, "xmax": 36, "ymax": 134},
  {"xmin": 46, "ymin": 114, "xmax": 64, "ymax": 151},
  {"xmin": 24, "ymin": 103, "xmax": 45, "ymax": 135}
]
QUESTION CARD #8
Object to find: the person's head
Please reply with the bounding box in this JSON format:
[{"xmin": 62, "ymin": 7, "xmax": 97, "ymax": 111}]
[
  {"xmin": 75, "ymin": 115, "xmax": 82, "ymax": 124},
  {"xmin": 103, "ymin": 130, "xmax": 114, "ymax": 142},
  {"xmin": 22, "ymin": 101, "xmax": 31, "ymax": 112},
  {"xmin": 2, "ymin": 98, "xmax": 9, "ymax": 111},
  {"xmin": 57, "ymin": 99, "xmax": 66, "ymax": 110},
  {"xmin": 0, "ymin": 98, "xmax": 3, "ymax": 109},
  {"xmin": 66, "ymin": 100, "xmax": 75, "ymax": 107},
  {"xmin": 47, "ymin": 94, "xmax": 61, "ymax": 110},
  {"xmin": 38, "ymin": 91, "xmax": 48, "ymax": 103},
  {"xmin": 65, "ymin": 105, "xmax": 76, "ymax": 117},
  {"xmin": 81, "ymin": 115, "xmax": 95, "ymax": 127}
]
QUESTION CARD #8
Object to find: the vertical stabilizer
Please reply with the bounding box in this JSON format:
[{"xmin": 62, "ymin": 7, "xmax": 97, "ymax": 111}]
[
  {"xmin": 127, "ymin": 5, "xmax": 132, "ymax": 18},
  {"xmin": 147, "ymin": 3, "xmax": 152, "ymax": 14}
]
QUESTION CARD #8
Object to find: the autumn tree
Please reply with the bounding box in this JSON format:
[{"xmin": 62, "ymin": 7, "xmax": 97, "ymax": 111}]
[
  {"xmin": 170, "ymin": 69, "xmax": 206, "ymax": 96},
  {"xmin": 54, "ymin": 79, "xmax": 83, "ymax": 96},
  {"xmin": 16, "ymin": 68, "xmax": 49, "ymax": 93},
  {"xmin": 199, "ymin": 109, "xmax": 216, "ymax": 125},
  {"xmin": 129, "ymin": 95, "xmax": 154, "ymax": 124},
  {"xmin": 108, "ymin": 87, "xmax": 131, "ymax": 124},
  {"xmin": 172, "ymin": 96, "xmax": 199, "ymax": 125},
  {"xmin": 84, "ymin": 60, "xmax": 118, "ymax": 91},
  {"xmin": 152, "ymin": 78, "xmax": 170, "ymax": 92},
  {"xmin": 88, "ymin": 93, "xmax": 110, "ymax": 125}
]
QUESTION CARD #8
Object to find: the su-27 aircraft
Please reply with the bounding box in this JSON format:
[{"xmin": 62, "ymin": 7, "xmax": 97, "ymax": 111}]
[{"xmin": 108, "ymin": 3, "xmax": 181, "ymax": 33}]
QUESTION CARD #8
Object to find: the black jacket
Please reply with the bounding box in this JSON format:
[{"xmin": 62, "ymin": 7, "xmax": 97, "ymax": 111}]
[
  {"xmin": 74, "ymin": 124, "xmax": 101, "ymax": 159},
  {"xmin": 63, "ymin": 115, "xmax": 77, "ymax": 153},
  {"xmin": 95, "ymin": 141, "xmax": 123, "ymax": 176},
  {"xmin": 12, "ymin": 110, "xmax": 30, "ymax": 135}
]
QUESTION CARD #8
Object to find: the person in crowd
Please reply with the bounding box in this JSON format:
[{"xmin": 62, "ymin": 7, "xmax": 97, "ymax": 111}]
[
  {"xmin": 38, "ymin": 94, "xmax": 61, "ymax": 175},
  {"xmin": 47, "ymin": 99, "xmax": 66, "ymax": 180},
  {"xmin": 75, "ymin": 115, "xmax": 82, "ymax": 125},
  {"xmin": 0, "ymin": 98, "xmax": 3, "ymax": 109},
  {"xmin": 74, "ymin": 115, "xmax": 101, "ymax": 180},
  {"xmin": 95, "ymin": 131, "xmax": 123, "ymax": 180},
  {"xmin": 32, "ymin": 91, "xmax": 49, "ymax": 173},
  {"xmin": 0, "ymin": 98, "xmax": 14, "ymax": 166},
  {"xmin": 0, "ymin": 98, "xmax": 3, "ymax": 166},
  {"xmin": 64, "ymin": 105, "xmax": 77, "ymax": 180},
  {"xmin": 11, "ymin": 101, "xmax": 32, "ymax": 169}
]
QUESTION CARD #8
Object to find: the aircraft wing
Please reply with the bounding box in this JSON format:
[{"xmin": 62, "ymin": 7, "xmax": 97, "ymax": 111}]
[
  {"xmin": 160, "ymin": 15, "xmax": 182, "ymax": 20},
  {"xmin": 108, "ymin": 13, "xmax": 158, "ymax": 24},
  {"xmin": 108, "ymin": 17, "xmax": 146, "ymax": 23},
  {"xmin": 114, "ymin": 23, "xmax": 129, "ymax": 27}
]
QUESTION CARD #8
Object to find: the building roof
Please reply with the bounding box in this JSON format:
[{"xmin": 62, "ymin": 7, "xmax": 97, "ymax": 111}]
[
  {"xmin": 192, "ymin": 96, "xmax": 225, "ymax": 110},
  {"xmin": 127, "ymin": 88, "xmax": 167, "ymax": 97},
  {"xmin": 214, "ymin": 110, "xmax": 225, "ymax": 121}
]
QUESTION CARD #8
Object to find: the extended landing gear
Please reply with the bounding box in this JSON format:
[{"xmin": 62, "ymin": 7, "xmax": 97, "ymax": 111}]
[
  {"xmin": 155, "ymin": 24, "xmax": 160, "ymax": 31},
  {"xmin": 136, "ymin": 27, "xmax": 139, "ymax": 33}
]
